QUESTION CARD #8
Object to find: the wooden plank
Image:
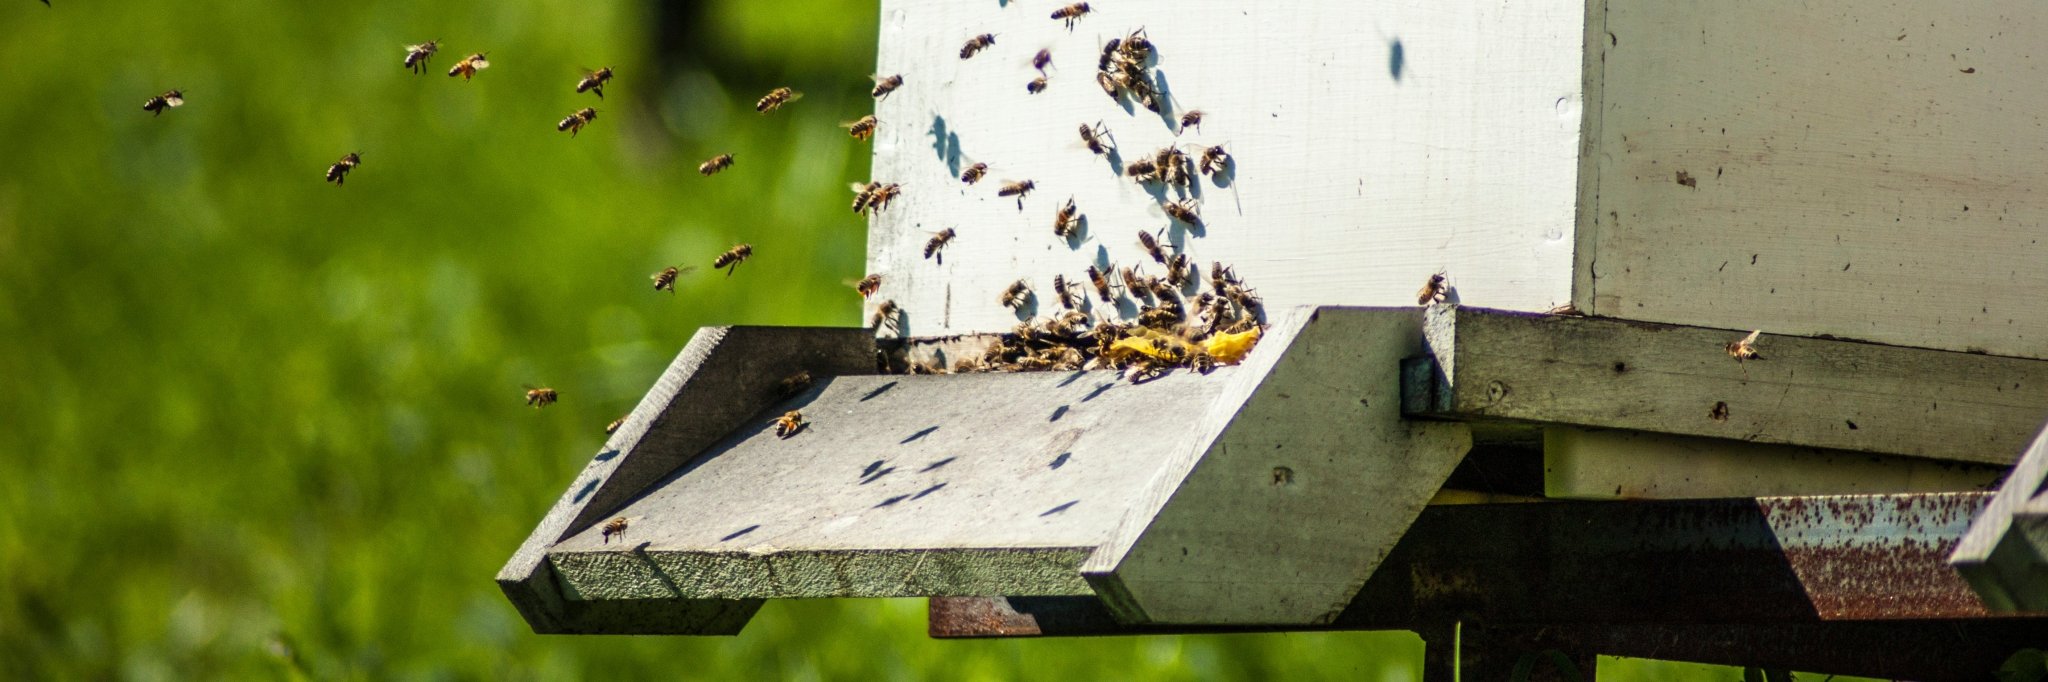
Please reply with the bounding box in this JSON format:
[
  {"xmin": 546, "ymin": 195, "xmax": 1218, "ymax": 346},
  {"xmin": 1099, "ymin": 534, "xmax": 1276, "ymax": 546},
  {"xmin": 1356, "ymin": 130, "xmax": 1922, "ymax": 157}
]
[
  {"xmin": 867, "ymin": 0, "xmax": 1583, "ymax": 339},
  {"xmin": 1583, "ymin": 0, "xmax": 2048, "ymax": 360},
  {"xmin": 1081, "ymin": 307, "xmax": 1472, "ymax": 624},
  {"xmin": 1543, "ymin": 427, "xmax": 2005, "ymax": 499},
  {"xmin": 1409, "ymin": 305, "xmax": 2048, "ymax": 465},
  {"xmin": 547, "ymin": 369, "xmax": 1240, "ymax": 600},
  {"xmin": 1950, "ymin": 419, "xmax": 2048, "ymax": 611}
]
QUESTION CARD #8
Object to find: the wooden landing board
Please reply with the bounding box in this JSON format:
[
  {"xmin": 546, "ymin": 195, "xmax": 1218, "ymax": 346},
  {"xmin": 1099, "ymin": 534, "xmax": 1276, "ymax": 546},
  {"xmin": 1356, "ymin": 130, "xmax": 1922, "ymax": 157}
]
[
  {"xmin": 1408, "ymin": 305, "xmax": 2048, "ymax": 465},
  {"xmin": 548, "ymin": 369, "xmax": 1239, "ymax": 601},
  {"xmin": 865, "ymin": 0, "xmax": 1583, "ymax": 338},
  {"xmin": 1950, "ymin": 419, "xmax": 2048, "ymax": 611}
]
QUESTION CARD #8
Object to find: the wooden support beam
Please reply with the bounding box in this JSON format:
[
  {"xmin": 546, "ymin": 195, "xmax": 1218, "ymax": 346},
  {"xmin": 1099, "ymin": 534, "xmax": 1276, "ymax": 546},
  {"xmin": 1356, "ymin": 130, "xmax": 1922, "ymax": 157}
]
[
  {"xmin": 1951, "ymin": 419, "xmax": 2048, "ymax": 611},
  {"xmin": 1404, "ymin": 305, "xmax": 2048, "ymax": 465}
]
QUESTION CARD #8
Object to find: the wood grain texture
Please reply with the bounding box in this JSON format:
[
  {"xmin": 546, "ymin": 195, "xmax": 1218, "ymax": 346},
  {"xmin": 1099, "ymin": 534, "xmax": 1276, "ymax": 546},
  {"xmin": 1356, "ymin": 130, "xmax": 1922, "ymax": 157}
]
[
  {"xmin": 1583, "ymin": 0, "xmax": 2048, "ymax": 359},
  {"xmin": 866, "ymin": 0, "xmax": 1583, "ymax": 338},
  {"xmin": 1950, "ymin": 419, "xmax": 2048, "ymax": 611},
  {"xmin": 1414, "ymin": 305, "xmax": 2048, "ymax": 465},
  {"xmin": 1082, "ymin": 306, "xmax": 1472, "ymax": 625},
  {"xmin": 1543, "ymin": 427, "xmax": 2005, "ymax": 500}
]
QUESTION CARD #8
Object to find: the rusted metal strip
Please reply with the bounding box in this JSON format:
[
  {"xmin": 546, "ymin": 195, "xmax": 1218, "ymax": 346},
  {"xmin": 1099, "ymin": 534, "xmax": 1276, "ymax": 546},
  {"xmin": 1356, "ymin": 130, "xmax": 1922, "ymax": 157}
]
[{"xmin": 932, "ymin": 492, "xmax": 2029, "ymax": 638}]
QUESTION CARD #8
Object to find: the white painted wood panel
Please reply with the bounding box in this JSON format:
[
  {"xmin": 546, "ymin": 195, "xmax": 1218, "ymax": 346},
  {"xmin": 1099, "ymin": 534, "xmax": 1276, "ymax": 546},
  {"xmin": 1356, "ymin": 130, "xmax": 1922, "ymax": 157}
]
[
  {"xmin": 867, "ymin": 0, "xmax": 1584, "ymax": 337},
  {"xmin": 1584, "ymin": 0, "xmax": 2048, "ymax": 359}
]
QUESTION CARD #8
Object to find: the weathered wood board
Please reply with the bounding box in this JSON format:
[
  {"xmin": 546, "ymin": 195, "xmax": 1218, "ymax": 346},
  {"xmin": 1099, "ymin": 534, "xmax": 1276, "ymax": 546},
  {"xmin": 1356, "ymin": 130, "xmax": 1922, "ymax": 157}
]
[
  {"xmin": 865, "ymin": 0, "xmax": 1585, "ymax": 338},
  {"xmin": 1580, "ymin": 0, "xmax": 2048, "ymax": 359},
  {"xmin": 1951, "ymin": 420, "xmax": 2048, "ymax": 611},
  {"xmin": 1543, "ymin": 427, "xmax": 2005, "ymax": 500}
]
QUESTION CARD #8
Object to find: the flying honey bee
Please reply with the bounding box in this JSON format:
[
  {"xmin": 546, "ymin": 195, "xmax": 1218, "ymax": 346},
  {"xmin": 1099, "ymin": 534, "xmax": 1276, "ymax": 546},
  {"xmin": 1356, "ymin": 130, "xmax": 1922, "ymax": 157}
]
[
  {"xmin": 1052, "ymin": 274, "xmax": 1081, "ymax": 310},
  {"xmin": 714, "ymin": 243, "xmax": 753, "ymax": 276},
  {"xmin": 960, "ymin": 33, "xmax": 996, "ymax": 59},
  {"xmin": 557, "ymin": 107, "xmax": 598, "ymax": 136},
  {"xmin": 997, "ymin": 179, "xmax": 1036, "ymax": 209},
  {"xmin": 1032, "ymin": 50, "xmax": 1055, "ymax": 74},
  {"xmin": 1727, "ymin": 330, "xmax": 1763, "ymax": 362},
  {"xmin": 576, "ymin": 67, "xmax": 614, "ymax": 98},
  {"xmin": 1086, "ymin": 265, "xmax": 1116, "ymax": 303},
  {"xmin": 841, "ymin": 114, "xmax": 879, "ymax": 142},
  {"xmin": 698, "ymin": 153, "xmax": 735, "ymax": 176},
  {"xmin": 779, "ymin": 370, "xmax": 814, "ymax": 397},
  {"xmin": 960, "ymin": 162, "xmax": 989, "ymax": 185},
  {"xmin": 525, "ymin": 386, "xmax": 558, "ymax": 408},
  {"xmin": 755, "ymin": 87, "xmax": 801, "ymax": 114},
  {"xmin": 1165, "ymin": 254, "xmax": 1191, "ymax": 289},
  {"xmin": 923, "ymin": 228, "xmax": 956, "ymax": 261},
  {"xmin": 605, "ymin": 416, "xmax": 627, "ymax": 435},
  {"xmin": 852, "ymin": 274, "xmax": 882, "ymax": 298},
  {"xmin": 999, "ymin": 279, "xmax": 1033, "ymax": 310},
  {"xmin": 1417, "ymin": 271, "xmax": 1449, "ymax": 305},
  {"xmin": 142, "ymin": 89, "xmax": 184, "ymax": 116},
  {"xmin": 1051, "ymin": 2, "xmax": 1092, "ymax": 29},
  {"xmin": 871, "ymin": 299, "xmax": 901, "ymax": 333},
  {"xmin": 1137, "ymin": 230, "xmax": 1168, "ymax": 263},
  {"xmin": 850, "ymin": 181, "xmax": 880, "ymax": 214},
  {"xmin": 770, "ymin": 409, "xmax": 802, "ymax": 436},
  {"xmin": 868, "ymin": 183, "xmax": 902, "ymax": 213},
  {"xmin": 1178, "ymin": 109, "xmax": 1204, "ymax": 135},
  {"xmin": 601, "ymin": 516, "xmax": 629, "ymax": 544},
  {"xmin": 403, "ymin": 40, "xmax": 440, "ymax": 74},
  {"xmin": 447, "ymin": 52, "xmax": 489, "ymax": 80},
  {"xmin": 1079, "ymin": 121, "xmax": 1112, "ymax": 155},
  {"xmin": 870, "ymin": 73, "xmax": 903, "ymax": 100},
  {"xmin": 1026, "ymin": 76, "xmax": 1049, "ymax": 94},
  {"xmin": 652, "ymin": 265, "xmax": 695, "ymax": 293},
  {"xmin": 1198, "ymin": 144, "xmax": 1232, "ymax": 176},
  {"xmin": 1053, "ymin": 197, "xmax": 1080, "ymax": 239},
  {"xmin": 325, "ymin": 152, "xmax": 361, "ymax": 186},
  {"xmin": 1162, "ymin": 198, "xmax": 1201, "ymax": 227}
]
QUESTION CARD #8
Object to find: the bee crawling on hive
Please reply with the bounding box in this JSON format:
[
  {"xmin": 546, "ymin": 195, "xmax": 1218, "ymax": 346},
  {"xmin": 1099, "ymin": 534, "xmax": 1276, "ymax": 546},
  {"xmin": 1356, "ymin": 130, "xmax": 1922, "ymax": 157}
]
[
  {"xmin": 1085, "ymin": 265, "xmax": 1117, "ymax": 303},
  {"xmin": 870, "ymin": 299, "xmax": 902, "ymax": 334},
  {"xmin": 602, "ymin": 516, "xmax": 630, "ymax": 544},
  {"xmin": 999, "ymin": 279, "xmax": 1034, "ymax": 311},
  {"xmin": 1417, "ymin": 271, "xmax": 1450, "ymax": 305},
  {"xmin": 142, "ymin": 89, "xmax": 185, "ymax": 116},
  {"xmin": 1079, "ymin": 121, "xmax": 1113, "ymax": 156},
  {"xmin": 755, "ymin": 87, "xmax": 802, "ymax": 114},
  {"xmin": 774, "ymin": 411, "xmax": 807, "ymax": 439},
  {"xmin": 1164, "ymin": 254, "xmax": 1192, "ymax": 289},
  {"xmin": 576, "ymin": 67, "xmax": 614, "ymax": 98},
  {"xmin": 1026, "ymin": 76, "xmax": 1050, "ymax": 94},
  {"xmin": 1137, "ymin": 230, "xmax": 1169, "ymax": 264},
  {"xmin": 605, "ymin": 416, "xmax": 627, "ymax": 435},
  {"xmin": 525, "ymin": 386, "xmax": 558, "ymax": 408},
  {"xmin": 557, "ymin": 107, "xmax": 599, "ymax": 136},
  {"xmin": 1161, "ymin": 198, "xmax": 1202, "ymax": 228},
  {"xmin": 1198, "ymin": 144, "xmax": 1232, "ymax": 177},
  {"xmin": 447, "ymin": 52, "xmax": 490, "ymax": 80},
  {"xmin": 1051, "ymin": 274, "xmax": 1082, "ymax": 310},
  {"xmin": 1124, "ymin": 158, "xmax": 1160, "ymax": 183},
  {"xmin": 1053, "ymin": 198, "xmax": 1081, "ymax": 240},
  {"xmin": 1726, "ymin": 330, "xmax": 1763, "ymax": 362}
]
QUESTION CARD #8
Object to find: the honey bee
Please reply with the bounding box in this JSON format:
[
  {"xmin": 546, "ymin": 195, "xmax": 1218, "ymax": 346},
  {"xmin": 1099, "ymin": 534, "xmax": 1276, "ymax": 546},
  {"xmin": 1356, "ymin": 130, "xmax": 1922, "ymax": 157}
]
[
  {"xmin": 1546, "ymin": 303, "xmax": 1584, "ymax": 316},
  {"xmin": 1165, "ymin": 254, "xmax": 1191, "ymax": 289},
  {"xmin": 923, "ymin": 228, "xmax": 955, "ymax": 261},
  {"xmin": 142, "ymin": 89, "xmax": 184, "ymax": 116},
  {"xmin": 1209, "ymin": 261, "xmax": 1241, "ymax": 292},
  {"xmin": 1162, "ymin": 198, "xmax": 1201, "ymax": 227},
  {"xmin": 960, "ymin": 162, "xmax": 989, "ymax": 185},
  {"xmin": 1048, "ymin": 310, "xmax": 1090, "ymax": 335},
  {"xmin": 1098, "ymin": 38, "xmax": 1122, "ymax": 70},
  {"xmin": 714, "ymin": 243, "xmax": 753, "ymax": 277},
  {"xmin": 602, "ymin": 516, "xmax": 629, "ymax": 544},
  {"xmin": 652, "ymin": 265, "xmax": 696, "ymax": 293},
  {"xmin": 403, "ymin": 40, "xmax": 440, "ymax": 74},
  {"xmin": 960, "ymin": 33, "xmax": 996, "ymax": 59},
  {"xmin": 870, "ymin": 73, "xmax": 904, "ymax": 100},
  {"xmin": 1155, "ymin": 146, "xmax": 1192, "ymax": 187},
  {"xmin": 997, "ymin": 179, "xmax": 1036, "ymax": 209},
  {"xmin": 779, "ymin": 370, "xmax": 814, "ymax": 397},
  {"xmin": 1137, "ymin": 303, "xmax": 1183, "ymax": 329},
  {"xmin": 605, "ymin": 416, "xmax": 627, "ymax": 435},
  {"xmin": 1051, "ymin": 2, "xmax": 1092, "ymax": 29},
  {"xmin": 1147, "ymin": 277, "xmax": 1180, "ymax": 303},
  {"xmin": 1032, "ymin": 49, "xmax": 1053, "ymax": 73},
  {"xmin": 1119, "ymin": 264, "xmax": 1149, "ymax": 297},
  {"xmin": 871, "ymin": 299, "xmax": 901, "ymax": 333},
  {"xmin": 1137, "ymin": 230, "xmax": 1168, "ymax": 263},
  {"xmin": 1052, "ymin": 197, "xmax": 1080, "ymax": 239},
  {"xmin": 999, "ymin": 279, "xmax": 1033, "ymax": 310},
  {"xmin": 1086, "ymin": 265, "xmax": 1116, "ymax": 303},
  {"xmin": 852, "ymin": 274, "xmax": 882, "ymax": 298},
  {"xmin": 1417, "ymin": 271, "xmax": 1449, "ymax": 305},
  {"xmin": 1135, "ymin": 86, "xmax": 1162, "ymax": 113},
  {"xmin": 868, "ymin": 182, "xmax": 902, "ymax": 213},
  {"xmin": 755, "ymin": 87, "xmax": 801, "ymax": 114},
  {"xmin": 1079, "ymin": 121, "xmax": 1112, "ymax": 155},
  {"xmin": 1026, "ymin": 76, "xmax": 1049, "ymax": 94},
  {"xmin": 851, "ymin": 182, "xmax": 901, "ymax": 216},
  {"xmin": 1124, "ymin": 158, "xmax": 1159, "ymax": 182},
  {"xmin": 1198, "ymin": 144, "xmax": 1232, "ymax": 176},
  {"xmin": 576, "ymin": 67, "xmax": 614, "ymax": 98},
  {"xmin": 698, "ymin": 153, "xmax": 735, "ymax": 176},
  {"xmin": 447, "ymin": 52, "xmax": 490, "ymax": 80},
  {"xmin": 1119, "ymin": 28, "xmax": 1154, "ymax": 62},
  {"xmin": 557, "ymin": 107, "xmax": 598, "ymax": 136},
  {"xmin": 841, "ymin": 114, "xmax": 879, "ymax": 142},
  {"xmin": 774, "ymin": 410, "xmax": 806, "ymax": 438},
  {"xmin": 1178, "ymin": 109, "xmax": 1204, "ymax": 135},
  {"xmin": 324, "ymin": 152, "xmax": 361, "ymax": 186},
  {"xmin": 1052, "ymin": 274, "xmax": 1080, "ymax": 309},
  {"xmin": 525, "ymin": 386, "xmax": 559, "ymax": 408},
  {"xmin": 952, "ymin": 356, "xmax": 990, "ymax": 373},
  {"xmin": 1726, "ymin": 330, "xmax": 1763, "ymax": 362},
  {"xmin": 1095, "ymin": 71, "xmax": 1121, "ymax": 99}
]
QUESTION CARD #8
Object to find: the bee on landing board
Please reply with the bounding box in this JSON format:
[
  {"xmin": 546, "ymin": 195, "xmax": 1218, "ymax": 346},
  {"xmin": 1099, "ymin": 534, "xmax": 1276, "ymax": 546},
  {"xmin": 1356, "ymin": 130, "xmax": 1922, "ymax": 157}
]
[
  {"xmin": 871, "ymin": 299, "xmax": 901, "ymax": 333},
  {"xmin": 1052, "ymin": 274, "xmax": 1081, "ymax": 310},
  {"xmin": 1726, "ymin": 330, "xmax": 1763, "ymax": 362},
  {"xmin": 841, "ymin": 115, "xmax": 878, "ymax": 142},
  {"xmin": 1098, "ymin": 38, "xmax": 1122, "ymax": 71},
  {"xmin": 698, "ymin": 153, "xmax": 735, "ymax": 176},
  {"xmin": 1199, "ymin": 144, "xmax": 1232, "ymax": 176},
  {"xmin": 403, "ymin": 40, "xmax": 440, "ymax": 74},
  {"xmin": 142, "ymin": 89, "xmax": 184, "ymax": 116},
  {"xmin": 1162, "ymin": 198, "xmax": 1202, "ymax": 227},
  {"xmin": 852, "ymin": 274, "xmax": 882, "ymax": 299},
  {"xmin": 960, "ymin": 33, "xmax": 996, "ymax": 59},
  {"xmin": 602, "ymin": 516, "xmax": 629, "ymax": 544},
  {"xmin": 1026, "ymin": 76, "xmax": 1049, "ymax": 94},
  {"xmin": 1032, "ymin": 49, "xmax": 1053, "ymax": 73},
  {"xmin": 755, "ymin": 87, "xmax": 801, "ymax": 114},
  {"xmin": 779, "ymin": 371, "xmax": 814, "ymax": 397},
  {"xmin": 525, "ymin": 386, "xmax": 558, "ymax": 408},
  {"xmin": 923, "ymin": 228, "xmax": 955, "ymax": 262},
  {"xmin": 870, "ymin": 74, "xmax": 904, "ymax": 100},
  {"xmin": 1051, "ymin": 3, "xmax": 1092, "ymax": 29},
  {"xmin": 1137, "ymin": 230, "xmax": 1168, "ymax": 264},
  {"xmin": 605, "ymin": 416, "xmax": 627, "ymax": 435},
  {"xmin": 1079, "ymin": 121, "xmax": 1113, "ymax": 155},
  {"xmin": 774, "ymin": 411, "xmax": 807, "ymax": 438},
  {"xmin": 447, "ymin": 52, "xmax": 490, "ymax": 80},
  {"xmin": 1178, "ymin": 110, "xmax": 1204, "ymax": 135},
  {"xmin": 851, "ymin": 182, "xmax": 901, "ymax": 216},
  {"xmin": 1417, "ymin": 272, "xmax": 1449, "ymax": 305},
  {"xmin": 1165, "ymin": 254, "xmax": 1191, "ymax": 289},
  {"xmin": 997, "ymin": 180, "xmax": 1036, "ymax": 209},
  {"xmin": 1124, "ymin": 158, "xmax": 1159, "ymax": 183},
  {"xmin": 960, "ymin": 163, "xmax": 988, "ymax": 185},
  {"xmin": 1053, "ymin": 198, "xmax": 1080, "ymax": 239},
  {"xmin": 714, "ymin": 244, "xmax": 753, "ymax": 277},
  {"xmin": 1210, "ymin": 261, "xmax": 1241, "ymax": 292},
  {"xmin": 557, "ymin": 108, "xmax": 598, "ymax": 136},
  {"xmin": 1086, "ymin": 265, "xmax": 1116, "ymax": 303},
  {"xmin": 324, "ymin": 152, "xmax": 361, "ymax": 186},
  {"xmin": 999, "ymin": 280, "xmax": 1033, "ymax": 310},
  {"xmin": 576, "ymin": 67, "xmax": 614, "ymax": 98}
]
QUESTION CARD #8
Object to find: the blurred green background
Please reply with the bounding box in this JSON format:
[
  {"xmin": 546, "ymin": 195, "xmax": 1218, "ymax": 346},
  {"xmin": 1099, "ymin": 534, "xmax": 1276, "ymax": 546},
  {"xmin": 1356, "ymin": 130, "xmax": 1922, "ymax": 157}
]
[{"xmin": 0, "ymin": 1, "xmax": 1835, "ymax": 679}]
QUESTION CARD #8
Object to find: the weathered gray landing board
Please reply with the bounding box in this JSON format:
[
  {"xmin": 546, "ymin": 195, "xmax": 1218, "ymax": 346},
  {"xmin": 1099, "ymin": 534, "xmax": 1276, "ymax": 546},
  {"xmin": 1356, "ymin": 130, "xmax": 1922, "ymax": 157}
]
[
  {"xmin": 1543, "ymin": 427, "xmax": 2005, "ymax": 500},
  {"xmin": 497, "ymin": 325, "xmax": 877, "ymax": 635},
  {"xmin": 1405, "ymin": 305, "xmax": 2048, "ymax": 465},
  {"xmin": 1951, "ymin": 419, "xmax": 2048, "ymax": 611},
  {"xmin": 548, "ymin": 368, "xmax": 1238, "ymax": 601}
]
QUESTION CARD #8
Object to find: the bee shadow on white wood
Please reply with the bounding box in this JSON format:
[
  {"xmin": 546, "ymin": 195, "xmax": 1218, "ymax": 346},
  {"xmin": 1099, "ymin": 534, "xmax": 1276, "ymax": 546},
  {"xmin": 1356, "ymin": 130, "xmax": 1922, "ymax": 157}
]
[
  {"xmin": 928, "ymin": 115, "xmax": 964, "ymax": 177},
  {"xmin": 1389, "ymin": 38, "xmax": 1406, "ymax": 82},
  {"xmin": 1146, "ymin": 69, "xmax": 1182, "ymax": 129},
  {"xmin": 1064, "ymin": 215, "xmax": 1091, "ymax": 250},
  {"xmin": 718, "ymin": 524, "xmax": 759, "ymax": 542}
]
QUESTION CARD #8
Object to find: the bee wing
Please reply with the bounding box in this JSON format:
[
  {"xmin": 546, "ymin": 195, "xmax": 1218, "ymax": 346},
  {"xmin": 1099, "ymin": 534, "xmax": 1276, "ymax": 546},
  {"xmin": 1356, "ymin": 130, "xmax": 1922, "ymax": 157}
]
[
  {"xmin": 850, "ymin": 182, "xmax": 874, "ymax": 194},
  {"xmin": 1741, "ymin": 330, "xmax": 1762, "ymax": 345}
]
